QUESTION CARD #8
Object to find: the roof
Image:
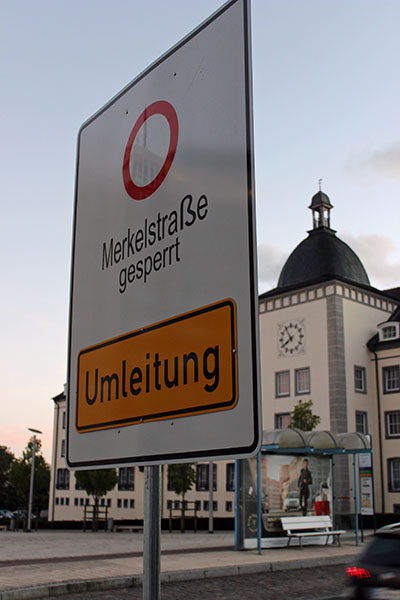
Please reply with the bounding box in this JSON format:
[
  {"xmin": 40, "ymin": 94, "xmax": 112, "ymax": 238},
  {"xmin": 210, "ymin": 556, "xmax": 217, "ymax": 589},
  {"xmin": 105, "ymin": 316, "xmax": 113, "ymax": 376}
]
[
  {"xmin": 52, "ymin": 391, "xmax": 66, "ymax": 403},
  {"xmin": 262, "ymin": 428, "xmax": 371, "ymax": 454},
  {"xmin": 277, "ymin": 227, "xmax": 370, "ymax": 289},
  {"xmin": 308, "ymin": 190, "xmax": 333, "ymax": 210}
]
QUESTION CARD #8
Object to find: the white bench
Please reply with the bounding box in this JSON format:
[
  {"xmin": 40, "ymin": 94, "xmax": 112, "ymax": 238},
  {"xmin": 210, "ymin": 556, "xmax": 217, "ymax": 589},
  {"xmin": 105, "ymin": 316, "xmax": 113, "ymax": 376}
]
[
  {"xmin": 115, "ymin": 525, "xmax": 143, "ymax": 533},
  {"xmin": 281, "ymin": 515, "xmax": 346, "ymax": 549}
]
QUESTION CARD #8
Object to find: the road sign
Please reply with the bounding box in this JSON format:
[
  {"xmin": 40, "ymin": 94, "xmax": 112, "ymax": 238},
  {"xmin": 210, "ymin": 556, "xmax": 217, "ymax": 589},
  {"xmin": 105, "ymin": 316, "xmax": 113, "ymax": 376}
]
[{"xmin": 67, "ymin": 0, "xmax": 260, "ymax": 468}]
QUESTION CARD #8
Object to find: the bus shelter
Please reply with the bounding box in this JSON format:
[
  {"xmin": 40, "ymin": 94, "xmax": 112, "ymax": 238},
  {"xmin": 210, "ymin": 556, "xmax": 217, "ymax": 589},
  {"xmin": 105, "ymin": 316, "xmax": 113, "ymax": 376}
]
[{"xmin": 235, "ymin": 429, "xmax": 373, "ymax": 553}]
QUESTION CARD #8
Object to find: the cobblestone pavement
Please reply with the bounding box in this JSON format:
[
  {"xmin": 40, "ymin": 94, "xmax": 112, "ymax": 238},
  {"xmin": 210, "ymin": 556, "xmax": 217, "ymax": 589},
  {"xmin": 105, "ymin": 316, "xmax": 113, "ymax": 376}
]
[{"xmin": 46, "ymin": 564, "xmax": 346, "ymax": 600}]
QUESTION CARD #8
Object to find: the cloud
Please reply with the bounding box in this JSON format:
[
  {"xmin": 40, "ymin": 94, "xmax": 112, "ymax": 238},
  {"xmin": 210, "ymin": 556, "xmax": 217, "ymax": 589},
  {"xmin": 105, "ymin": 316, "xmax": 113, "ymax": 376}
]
[
  {"xmin": 347, "ymin": 143, "xmax": 400, "ymax": 183},
  {"xmin": 257, "ymin": 242, "xmax": 287, "ymax": 293},
  {"xmin": 341, "ymin": 231, "xmax": 400, "ymax": 290}
]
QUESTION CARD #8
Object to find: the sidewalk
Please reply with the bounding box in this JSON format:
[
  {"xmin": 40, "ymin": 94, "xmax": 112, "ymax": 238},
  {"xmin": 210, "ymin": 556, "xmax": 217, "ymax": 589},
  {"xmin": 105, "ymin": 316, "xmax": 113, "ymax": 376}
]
[{"xmin": 0, "ymin": 529, "xmax": 369, "ymax": 600}]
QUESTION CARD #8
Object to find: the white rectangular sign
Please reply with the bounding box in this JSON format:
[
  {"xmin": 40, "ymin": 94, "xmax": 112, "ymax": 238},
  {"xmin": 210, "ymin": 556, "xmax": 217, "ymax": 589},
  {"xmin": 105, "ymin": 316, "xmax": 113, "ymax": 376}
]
[{"xmin": 67, "ymin": 0, "xmax": 260, "ymax": 468}]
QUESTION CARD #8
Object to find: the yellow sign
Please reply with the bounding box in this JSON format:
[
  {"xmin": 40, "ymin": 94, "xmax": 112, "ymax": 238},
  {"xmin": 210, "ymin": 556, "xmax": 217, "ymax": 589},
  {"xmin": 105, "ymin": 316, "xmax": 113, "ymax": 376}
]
[{"xmin": 76, "ymin": 299, "xmax": 237, "ymax": 432}]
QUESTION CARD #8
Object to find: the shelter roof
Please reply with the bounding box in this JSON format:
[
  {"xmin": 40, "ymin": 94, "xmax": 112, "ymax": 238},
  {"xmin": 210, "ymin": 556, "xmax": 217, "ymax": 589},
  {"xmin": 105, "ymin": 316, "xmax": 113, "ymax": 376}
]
[{"xmin": 261, "ymin": 428, "xmax": 371, "ymax": 454}]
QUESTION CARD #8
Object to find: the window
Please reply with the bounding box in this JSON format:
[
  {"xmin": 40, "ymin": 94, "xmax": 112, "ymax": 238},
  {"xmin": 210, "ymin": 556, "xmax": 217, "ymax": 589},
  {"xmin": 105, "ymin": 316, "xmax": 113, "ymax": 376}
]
[
  {"xmin": 275, "ymin": 371, "xmax": 290, "ymax": 397},
  {"xmin": 123, "ymin": 499, "xmax": 128, "ymax": 508},
  {"xmin": 80, "ymin": 498, "xmax": 84, "ymax": 506},
  {"xmin": 383, "ymin": 325, "xmax": 397, "ymax": 339},
  {"xmin": 85, "ymin": 498, "xmax": 89, "ymax": 506},
  {"xmin": 118, "ymin": 467, "xmax": 134, "ymax": 491},
  {"xmin": 74, "ymin": 498, "xmax": 78, "ymax": 506},
  {"xmin": 379, "ymin": 323, "xmax": 399, "ymax": 341},
  {"xmin": 388, "ymin": 458, "xmax": 400, "ymax": 492},
  {"xmin": 56, "ymin": 468, "xmax": 70, "ymax": 490},
  {"xmin": 107, "ymin": 499, "xmax": 111, "ymax": 507},
  {"xmin": 383, "ymin": 366, "xmax": 400, "ymax": 393},
  {"xmin": 100, "ymin": 498, "xmax": 105, "ymax": 507},
  {"xmin": 226, "ymin": 463, "xmax": 235, "ymax": 492},
  {"xmin": 213, "ymin": 501, "xmax": 218, "ymax": 511},
  {"xmin": 195, "ymin": 500, "xmax": 201, "ymax": 511},
  {"xmin": 75, "ymin": 476, "xmax": 82, "ymax": 490},
  {"xmin": 55, "ymin": 497, "xmax": 59, "ymax": 505},
  {"xmin": 62, "ymin": 411, "xmax": 66, "ymax": 429},
  {"xmin": 60, "ymin": 439, "xmax": 65, "ymax": 457},
  {"xmin": 354, "ymin": 366, "xmax": 366, "ymax": 393},
  {"xmin": 60, "ymin": 497, "xmax": 64, "ymax": 505},
  {"xmin": 226, "ymin": 501, "xmax": 233, "ymax": 512},
  {"xmin": 196, "ymin": 464, "xmax": 217, "ymax": 491},
  {"xmin": 65, "ymin": 498, "xmax": 69, "ymax": 506},
  {"xmin": 166, "ymin": 500, "xmax": 172, "ymax": 510},
  {"xmin": 355, "ymin": 411, "xmax": 368, "ymax": 434},
  {"xmin": 394, "ymin": 504, "xmax": 400, "ymax": 515},
  {"xmin": 130, "ymin": 499, "xmax": 135, "ymax": 509},
  {"xmin": 295, "ymin": 368, "xmax": 310, "ymax": 394},
  {"xmin": 203, "ymin": 501, "xmax": 209, "ymax": 511},
  {"xmin": 117, "ymin": 499, "xmax": 122, "ymax": 508},
  {"xmin": 174, "ymin": 500, "xmax": 180, "ymax": 510},
  {"xmin": 386, "ymin": 411, "xmax": 400, "ymax": 438},
  {"xmin": 275, "ymin": 413, "xmax": 291, "ymax": 429}
]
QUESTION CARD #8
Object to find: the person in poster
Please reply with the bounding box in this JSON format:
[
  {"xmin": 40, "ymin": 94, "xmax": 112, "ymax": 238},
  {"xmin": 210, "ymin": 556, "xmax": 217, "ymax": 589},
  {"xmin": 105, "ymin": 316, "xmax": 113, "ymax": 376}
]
[{"xmin": 298, "ymin": 458, "xmax": 312, "ymax": 516}]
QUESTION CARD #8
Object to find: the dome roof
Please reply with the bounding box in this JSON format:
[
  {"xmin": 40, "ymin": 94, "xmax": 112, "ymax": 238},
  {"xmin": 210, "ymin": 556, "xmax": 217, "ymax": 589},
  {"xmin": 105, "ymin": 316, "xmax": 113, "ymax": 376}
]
[{"xmin": 278, "ymin": 227, "xmax": 370, "ymax": 288}]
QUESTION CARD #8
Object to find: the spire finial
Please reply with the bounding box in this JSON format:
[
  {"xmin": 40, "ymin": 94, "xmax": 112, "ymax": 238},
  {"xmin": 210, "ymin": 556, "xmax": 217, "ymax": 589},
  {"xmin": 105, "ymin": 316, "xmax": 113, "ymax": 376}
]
[{"xmin": 318, "ymin": 178, "xmax": 323, "ymax": 191}]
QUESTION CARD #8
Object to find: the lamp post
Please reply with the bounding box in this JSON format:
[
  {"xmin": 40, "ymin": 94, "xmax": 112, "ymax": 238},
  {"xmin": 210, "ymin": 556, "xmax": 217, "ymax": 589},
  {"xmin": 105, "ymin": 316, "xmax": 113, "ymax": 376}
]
[{"xmin": 27, "ymin": 428, "xmax": 42, "ymax": 531}]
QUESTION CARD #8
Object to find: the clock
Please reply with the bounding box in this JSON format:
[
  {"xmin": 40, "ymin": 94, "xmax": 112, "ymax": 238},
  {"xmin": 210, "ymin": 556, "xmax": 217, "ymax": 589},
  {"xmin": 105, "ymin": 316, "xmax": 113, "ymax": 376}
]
[{"xmin": 278, "ymin": 320, "xmax": 305, "ymax": 356}]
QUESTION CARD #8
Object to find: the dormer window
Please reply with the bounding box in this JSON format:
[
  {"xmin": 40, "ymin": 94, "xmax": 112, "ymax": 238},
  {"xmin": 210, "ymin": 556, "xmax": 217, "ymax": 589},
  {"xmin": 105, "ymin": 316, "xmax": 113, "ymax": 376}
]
[{"xmin": 378, "ymin": 322, "xmax": 400, "ymax": 342}]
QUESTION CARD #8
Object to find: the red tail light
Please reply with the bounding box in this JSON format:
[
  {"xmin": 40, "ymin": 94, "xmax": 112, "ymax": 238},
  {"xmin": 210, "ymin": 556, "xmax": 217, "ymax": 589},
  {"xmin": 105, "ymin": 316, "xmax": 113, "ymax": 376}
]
[{"xmin": 346, "ymin": 567, "xmax": 371, "ymax": 580}]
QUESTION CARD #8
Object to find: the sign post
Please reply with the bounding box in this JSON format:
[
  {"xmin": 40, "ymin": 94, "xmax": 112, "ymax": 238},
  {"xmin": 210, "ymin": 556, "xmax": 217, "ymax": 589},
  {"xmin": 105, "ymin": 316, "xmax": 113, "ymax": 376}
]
[
  {"xmin": 143, "ymin": 465, "xmax": 161, "ymax": 600},
  {"xmin": 68, "ymin": 0, "xmax": 259, "ymax": 596}
]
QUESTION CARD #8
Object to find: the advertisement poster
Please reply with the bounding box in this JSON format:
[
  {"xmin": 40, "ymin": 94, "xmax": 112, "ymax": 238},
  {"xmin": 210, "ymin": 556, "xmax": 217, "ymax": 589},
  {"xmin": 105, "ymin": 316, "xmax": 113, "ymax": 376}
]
[
  {"xmin": 359, "ymin": 453, "xmax": 374, "ymax": 516},
  {"xmin": 243, "ymin": 454, "xmax": 332, "ymax": 540}
]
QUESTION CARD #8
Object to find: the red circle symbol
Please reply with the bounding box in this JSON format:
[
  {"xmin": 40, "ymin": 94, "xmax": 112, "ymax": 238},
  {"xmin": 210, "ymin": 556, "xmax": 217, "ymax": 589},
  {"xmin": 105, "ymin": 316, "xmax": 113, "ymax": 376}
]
[{"xmin": 122, "ymin": 100, "xmax": 179, "ymax": 201}]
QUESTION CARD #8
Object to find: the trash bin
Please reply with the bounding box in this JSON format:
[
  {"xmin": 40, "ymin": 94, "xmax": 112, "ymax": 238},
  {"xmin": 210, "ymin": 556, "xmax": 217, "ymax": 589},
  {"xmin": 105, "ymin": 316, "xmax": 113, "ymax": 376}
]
[
  {"xmin": 107, "ymin": 518, "xmax": 114, "ymax": 532},
  {"xmin": 314, "ymin": 500, "xmax": 330, "ymax": 515}
]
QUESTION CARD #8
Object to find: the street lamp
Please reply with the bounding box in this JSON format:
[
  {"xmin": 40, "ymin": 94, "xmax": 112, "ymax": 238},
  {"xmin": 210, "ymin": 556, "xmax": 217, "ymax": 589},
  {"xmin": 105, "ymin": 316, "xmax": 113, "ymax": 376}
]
[{"xmin": 27, "ymin": 427, "xmax": 42, "ymax": 531}]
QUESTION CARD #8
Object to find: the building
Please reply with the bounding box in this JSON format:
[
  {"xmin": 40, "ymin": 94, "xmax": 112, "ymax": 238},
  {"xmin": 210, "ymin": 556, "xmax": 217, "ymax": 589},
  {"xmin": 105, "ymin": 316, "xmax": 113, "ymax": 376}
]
[
  {"xmin": 48, "ymin": 390, "xmax": 235, "ymax": 524},
  {"xmin": 367, "ymin": 303, "xmax": 400, "ymax": 514},
  {"xmin": 49, "ymin": 189, "xmax": 400, "ymax": 521},
  {"xmin": 258, "ymin": 190, "xmax": 399, "ymax": 514}
]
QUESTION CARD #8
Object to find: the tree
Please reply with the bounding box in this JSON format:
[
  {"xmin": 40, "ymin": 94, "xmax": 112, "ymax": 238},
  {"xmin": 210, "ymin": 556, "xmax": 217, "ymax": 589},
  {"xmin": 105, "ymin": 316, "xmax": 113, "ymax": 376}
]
[
  {"xmin": 75, "ymin": 469, "xmax": 118, "ymax": 531},
  {"xmin": 0, "ymin": 445, "xmax": 17, "ymax": 508},
  {"xmin": 289, "ymin": 399, "xmax": 321, "ymax": 431},
  {"xmin": 167, "ymin": 463, "xmax": 197, "ymax": 532},
  {"xmin": 8, "ymin": 438, "xmax": 50, "ymax": 516}
]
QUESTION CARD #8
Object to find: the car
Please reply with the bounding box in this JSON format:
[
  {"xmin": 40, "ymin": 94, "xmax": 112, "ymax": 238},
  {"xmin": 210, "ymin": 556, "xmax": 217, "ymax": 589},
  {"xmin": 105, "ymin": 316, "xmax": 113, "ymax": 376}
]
[
  {"xmin": 343, "ymin": 528, "xmax": 400, "ymax": 599},
  {"xmin": 284, "ymin": 490, "xmax": 300, "ymax": 512},
  {"xmin": 12, "ymin": 509, "xmax": 36, "ymax": 520},
  {"xmin": 0, "ymin": 509, "xmax": 13, "ymax": 519}
]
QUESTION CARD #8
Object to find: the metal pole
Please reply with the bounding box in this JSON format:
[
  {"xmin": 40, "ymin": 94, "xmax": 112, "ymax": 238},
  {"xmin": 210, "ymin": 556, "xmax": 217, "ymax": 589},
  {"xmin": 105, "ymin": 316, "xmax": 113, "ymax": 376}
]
[
  {"xmin": 234, "ymin": 460, "xmax": 239, "ymax": 550},
  {"xmin": 353, "ymin": 455, "xmax": 359, "ymax": 546},
  {"xmin": 143, "ymin": 465, "xmax": 161, "ymax": 600},
  {"xmin": 27, "ymin": 428, "xmax": 42, "ymax": 531},
  {"xmin": 27, "ymin": 435, "xmax": 36, "ymax": 531},
  {"xmin": 209, "ymin": 461, "xmax": 214, "ymax": 533},
  {"xmin": 257, "ymin": 451, "xmax": 262, "ymax": 555}
]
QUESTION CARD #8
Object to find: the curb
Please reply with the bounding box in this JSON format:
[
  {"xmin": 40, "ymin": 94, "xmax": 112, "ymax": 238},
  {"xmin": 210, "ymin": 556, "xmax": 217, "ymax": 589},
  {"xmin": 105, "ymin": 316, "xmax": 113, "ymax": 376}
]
[{"xmin": 0, "ymin": 555, "xmax": 352, "ymax": 600}]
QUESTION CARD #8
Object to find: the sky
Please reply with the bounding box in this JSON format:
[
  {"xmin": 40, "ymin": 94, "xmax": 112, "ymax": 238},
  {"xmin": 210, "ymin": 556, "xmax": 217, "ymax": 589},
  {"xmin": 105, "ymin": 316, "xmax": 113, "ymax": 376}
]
[{"xmin": 1, "ymin": 0, "xmax": 400, "ymax": 463}]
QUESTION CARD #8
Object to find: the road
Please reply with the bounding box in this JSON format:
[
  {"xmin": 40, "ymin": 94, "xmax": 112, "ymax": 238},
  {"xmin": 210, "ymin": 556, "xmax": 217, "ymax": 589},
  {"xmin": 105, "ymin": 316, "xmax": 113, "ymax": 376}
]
[{"xmin": 46, "ymin": 564, "xmax": 346, "ymax": 599}]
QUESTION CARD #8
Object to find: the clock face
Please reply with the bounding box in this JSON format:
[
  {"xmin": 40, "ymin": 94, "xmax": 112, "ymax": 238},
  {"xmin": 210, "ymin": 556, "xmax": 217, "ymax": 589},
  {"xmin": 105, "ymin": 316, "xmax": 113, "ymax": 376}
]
[{"xmin": 278, "ymin": 320, "xmax": 305, "ymax": 356}]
